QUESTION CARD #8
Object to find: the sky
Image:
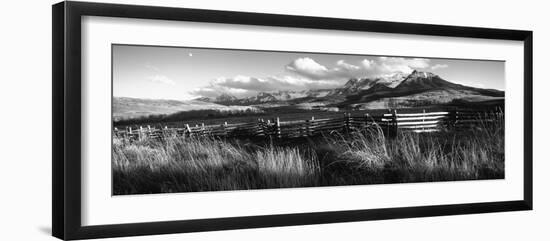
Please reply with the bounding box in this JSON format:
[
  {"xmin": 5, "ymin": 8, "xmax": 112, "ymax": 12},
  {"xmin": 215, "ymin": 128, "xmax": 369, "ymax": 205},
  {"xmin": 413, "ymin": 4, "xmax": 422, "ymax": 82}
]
[{"xmin": 113, "ymin": 44, "xmax": 505, "ymax": 101}]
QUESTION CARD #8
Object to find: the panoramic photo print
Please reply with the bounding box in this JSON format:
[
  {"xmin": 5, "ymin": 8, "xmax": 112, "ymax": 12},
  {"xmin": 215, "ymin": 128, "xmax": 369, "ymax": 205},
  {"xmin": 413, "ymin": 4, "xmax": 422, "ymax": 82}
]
[{"xmin": 111, "ymin": 44, "xmax": 505, "ymax": 195}]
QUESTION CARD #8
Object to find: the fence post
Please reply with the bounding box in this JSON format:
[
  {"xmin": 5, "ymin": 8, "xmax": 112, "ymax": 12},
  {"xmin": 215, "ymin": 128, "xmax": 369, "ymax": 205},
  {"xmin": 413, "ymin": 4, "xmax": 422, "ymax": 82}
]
[
  {"xmin": 346, "ymin": 113, "xmax": 352, "ymax": 131},
  {"xmin": 302, "ymin": 120, "xmax": 307, "ymax": 137},
  {"xmin": 455, "ymin": 109, "xmax": 460, "ymax": 128},
  {"xmin": 309, "ymin": 116, "xmax": 314, "ymax": 136},
  {"xmin": 275, "ymin": 117, "xmax": 281, "ymax": 138},
  {"xmin": 256, "ymin": 118, "xmax": 262, "ymax": 137},
  {"xmin": 139, "ymin": 126, "xmax": 145, "ymax": 141},
  {"xmin": 385, "ymin": 109, "xmax": 391, "ymax": 137},
  {"xmin": 265, "ymin": 119, "xmax": 270, "ymax": 137},
  {"xmin": 185, "ymin": 124, "xmax": 191, "ymax": 137},
  {"xmin": 450, "ymin": 108, "xmax": 457, "ymax": 128},
  {"xmin": 127, "ymin": 126, "xmax": 132, "ymax": 141},
  {"xmin": 392, "ymin": 109, "xmax": 398, "ymax": 138},
  {"xmin": 113, "ymin": 127, "xmax": 118, "ymax": 140},
  {"xmin": 119, "ymin": 127, "xmax": 126, "ymax": 144},
  {"xmin": 223, "ymin": 121, "xmax": 228, "ymax": 136},
  {"xmin": 422, "ymin": 109, "xmax": 426, "ymax": 132},
  {"xmin": 343, "ymin": 112, "xmax": 350, "ymax": 133}
]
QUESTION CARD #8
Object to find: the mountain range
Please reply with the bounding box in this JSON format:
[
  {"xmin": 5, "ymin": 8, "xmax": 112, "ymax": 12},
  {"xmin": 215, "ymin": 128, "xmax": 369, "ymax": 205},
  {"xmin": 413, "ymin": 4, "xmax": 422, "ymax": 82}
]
[{"xmin": 205, "ymin": 70, "xmax": 504, "ymax": 108}]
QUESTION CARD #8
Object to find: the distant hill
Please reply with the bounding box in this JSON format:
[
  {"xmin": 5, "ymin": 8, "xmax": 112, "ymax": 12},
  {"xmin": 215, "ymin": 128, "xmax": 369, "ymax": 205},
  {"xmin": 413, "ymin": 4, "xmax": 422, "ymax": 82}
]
[{"xmin": 113, "ymin": 97, "xmax": 259, "ymax": 121}]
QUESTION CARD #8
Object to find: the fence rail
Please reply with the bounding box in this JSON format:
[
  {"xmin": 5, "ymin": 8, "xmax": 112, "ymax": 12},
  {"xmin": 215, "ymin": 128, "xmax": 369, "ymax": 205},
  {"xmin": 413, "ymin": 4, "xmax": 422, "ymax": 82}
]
[{"xmin": 114, "ymin": 108, "xmax": 503, "ymax": 141}]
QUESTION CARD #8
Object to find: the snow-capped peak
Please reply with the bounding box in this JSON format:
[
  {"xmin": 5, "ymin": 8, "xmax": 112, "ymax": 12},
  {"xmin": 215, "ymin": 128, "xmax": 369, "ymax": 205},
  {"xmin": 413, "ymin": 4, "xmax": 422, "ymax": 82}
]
[{"xmin": 408, "ymin": 70, "xmax": 438, "ymax": 79}]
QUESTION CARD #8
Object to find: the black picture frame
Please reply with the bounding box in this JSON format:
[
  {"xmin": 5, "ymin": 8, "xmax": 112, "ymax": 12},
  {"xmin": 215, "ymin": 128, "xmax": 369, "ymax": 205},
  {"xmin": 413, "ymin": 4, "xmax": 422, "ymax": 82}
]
[{"xmin": 52, "ymin": 1, "xmax": 533, "ymax": 240}]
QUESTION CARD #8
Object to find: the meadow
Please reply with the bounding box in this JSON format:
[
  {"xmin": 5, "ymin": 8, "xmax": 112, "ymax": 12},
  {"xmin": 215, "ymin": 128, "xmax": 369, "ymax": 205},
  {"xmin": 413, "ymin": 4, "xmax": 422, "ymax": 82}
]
[{"xmin": 112, "ymin": 114, "xmax": 504, "ymax": 195}]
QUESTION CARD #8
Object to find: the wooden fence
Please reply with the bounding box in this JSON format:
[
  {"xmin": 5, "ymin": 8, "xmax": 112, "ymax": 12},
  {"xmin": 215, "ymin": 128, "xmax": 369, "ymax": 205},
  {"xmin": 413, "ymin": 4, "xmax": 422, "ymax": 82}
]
[{"xmin": 114, "ymin": 109, "xmax": 503, "ymax": 141}]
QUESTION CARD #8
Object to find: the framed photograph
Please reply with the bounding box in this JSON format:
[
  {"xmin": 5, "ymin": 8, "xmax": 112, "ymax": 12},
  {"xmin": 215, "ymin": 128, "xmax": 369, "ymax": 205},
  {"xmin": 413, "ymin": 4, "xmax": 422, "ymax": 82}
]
[{"xmin": 52, "ymin": 1, "xmax": 533, "ymax": 240}]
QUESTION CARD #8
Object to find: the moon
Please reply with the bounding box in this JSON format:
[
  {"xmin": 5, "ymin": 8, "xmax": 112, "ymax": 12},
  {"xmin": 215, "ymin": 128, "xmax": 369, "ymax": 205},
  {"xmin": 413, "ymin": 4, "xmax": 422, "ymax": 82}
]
[{"xmin": 188, "ymin": 53, "xmax": 193, "ymax": 57}]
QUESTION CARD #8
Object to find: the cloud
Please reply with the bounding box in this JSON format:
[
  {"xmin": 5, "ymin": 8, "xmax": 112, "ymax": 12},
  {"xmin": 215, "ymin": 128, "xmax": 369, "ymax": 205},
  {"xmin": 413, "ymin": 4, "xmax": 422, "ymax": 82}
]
[
  {"xmin": 148, "ymin": 75, "xmax": 176, "ymax": 85},
  {"xmin": 191, "ymin": 75, "xmax": 341, "ymax": 98},
  {"xmin": 285, "ymin": 58, "xmax": 330, "ymax": 80},
  {"xmin": 336, "ymin": 60, "xmax": 361, "ymax": 71},
  {"xmin": 431, "ymin": 64, "xmax": 449, "ymax": 70},
  {"xmin": 211, "ymin": 75, "xmax": 273, "ymax": 92},
  {"xmin": 359, "ymin": 57, "xmax": 430, "ymax": 77},
  {"xmin": 286, "ymin": 57, "xmax": 431, "ymax": 80},
  {"xmin": 191, "ymin": 85, "xmax": 251, "ymax": 98},
  {"xmin": 144, "ymin": 63, "xmax": 175, "ymax": 85},
  {"xmin": 285, "ymin": 58, "xmax": 362, "ymax": 80},
  {"xmin": 192, "ymin": 56, "xmax": 440, "ymax": 98}
]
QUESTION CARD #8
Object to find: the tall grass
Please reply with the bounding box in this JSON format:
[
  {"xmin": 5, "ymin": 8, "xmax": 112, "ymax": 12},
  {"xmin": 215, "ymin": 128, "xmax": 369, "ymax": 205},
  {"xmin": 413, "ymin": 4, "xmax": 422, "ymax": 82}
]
[
  {"xmin": 112, "ymin": 137, "xmax": 321, "ymax": 194},
  {"xmin": 112, "ymin": 115, "xmax": 504, "ymax": 195}
]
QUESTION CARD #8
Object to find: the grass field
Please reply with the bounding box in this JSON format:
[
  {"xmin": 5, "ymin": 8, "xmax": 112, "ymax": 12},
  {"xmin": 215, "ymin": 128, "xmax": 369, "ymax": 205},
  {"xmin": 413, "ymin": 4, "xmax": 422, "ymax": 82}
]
[{"xmin": 112, "ymin": 114, "xmax": 504, "ymax": 195}]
